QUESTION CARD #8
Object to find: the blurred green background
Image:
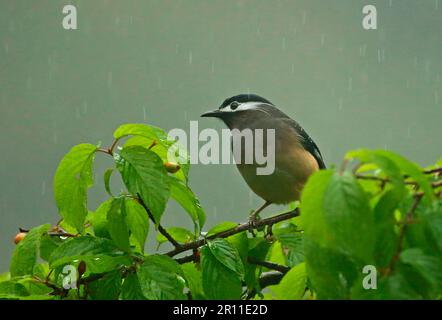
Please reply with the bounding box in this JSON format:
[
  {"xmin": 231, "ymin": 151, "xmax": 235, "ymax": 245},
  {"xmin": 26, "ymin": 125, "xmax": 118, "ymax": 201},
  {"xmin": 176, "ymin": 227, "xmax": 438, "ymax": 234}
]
[{"xmin": 1, "ymin": 0, "xmax": 441, "ymax": 271}]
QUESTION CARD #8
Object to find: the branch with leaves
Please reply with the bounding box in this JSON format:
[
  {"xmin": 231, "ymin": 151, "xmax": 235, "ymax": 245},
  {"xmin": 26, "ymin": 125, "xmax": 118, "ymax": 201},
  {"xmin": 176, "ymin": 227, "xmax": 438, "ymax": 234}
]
[{"xmin": 3, "ymin": 124, "xmax": 442, "ymax": 301}]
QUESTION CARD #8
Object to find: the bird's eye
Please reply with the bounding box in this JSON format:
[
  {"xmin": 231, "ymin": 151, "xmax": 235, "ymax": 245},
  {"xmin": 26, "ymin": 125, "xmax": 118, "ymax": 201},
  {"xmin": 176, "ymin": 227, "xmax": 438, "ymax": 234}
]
[{"xmin": 230, "ymin": 101, "xmax": 239, "ymax": 110}]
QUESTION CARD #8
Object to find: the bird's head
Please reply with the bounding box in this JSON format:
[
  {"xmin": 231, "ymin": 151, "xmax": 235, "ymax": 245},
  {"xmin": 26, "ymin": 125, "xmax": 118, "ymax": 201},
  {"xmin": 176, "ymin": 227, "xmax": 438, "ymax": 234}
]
[{"xmin": 201, "ymin": 94, "xmax": 275, "ymax": 128}]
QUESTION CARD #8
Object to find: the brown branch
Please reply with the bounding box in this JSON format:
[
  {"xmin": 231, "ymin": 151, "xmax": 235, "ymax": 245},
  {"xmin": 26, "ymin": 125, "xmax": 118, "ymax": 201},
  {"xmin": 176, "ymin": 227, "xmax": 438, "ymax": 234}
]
[
  {"xmin": 423, "ymin": 167, "xmax": 442, "ymax": 175},
  {"xmin": 355, "ymin": 174, "xmax": 417, "ymax": 186},
  {"xmin": 166, "ymin": 208, "xmax": 300, "ymax": 257},
  {"xmin": 47, "ymin": 231, "xmax": 78, "ymax": 238},
  {"xmin": 384, "ymin": 193, "xmax": 424, "ymax": 276},
  {"xmin": 96, "ymin": 148, "xmax": 113, "ymax": 155},
  {"xmin": 96, "ymin": 138, "xmax": 120, "ymax": 156},
  {"xmin": 32, "ymin": 276, "xmax": 68, "ymax": 297},
  {"xmin": 356, "ymin": 173, "xmax": 442, "ymax": 192},
  {"xmin": 108, "ymin": 138, "xmax": 120, "ymax": 155},
  {"xmin": 433, "ymin": 181, "xmax": 442, "ymax": 189},
  {"xmin": 247, "ymin": 257, "xmax": 290, "ymax": 273},
  {"xmin": 136, "ymin": 193, "xmax": 182, "ymax": 248}
]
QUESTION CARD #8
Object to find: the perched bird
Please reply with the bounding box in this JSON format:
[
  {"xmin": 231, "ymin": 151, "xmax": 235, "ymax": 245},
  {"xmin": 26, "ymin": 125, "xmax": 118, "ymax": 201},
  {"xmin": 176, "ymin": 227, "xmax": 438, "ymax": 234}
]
[{"xmin": 201, "ymin": 94, "xmax": 325, "ymax": 219}]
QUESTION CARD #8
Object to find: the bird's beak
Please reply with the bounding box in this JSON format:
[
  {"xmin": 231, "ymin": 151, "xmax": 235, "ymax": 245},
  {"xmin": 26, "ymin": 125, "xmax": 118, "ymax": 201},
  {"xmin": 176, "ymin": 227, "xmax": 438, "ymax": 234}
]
[{"xmin": 201, "ymin": 109, "xmax": 222, "ymax": 118}]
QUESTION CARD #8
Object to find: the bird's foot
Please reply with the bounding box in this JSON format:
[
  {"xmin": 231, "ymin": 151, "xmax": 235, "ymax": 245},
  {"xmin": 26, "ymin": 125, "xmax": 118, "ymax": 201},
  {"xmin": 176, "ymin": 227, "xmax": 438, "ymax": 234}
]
[{"xmin": 248, "ymin": 212, "xmax": 261, "ymax": 237}]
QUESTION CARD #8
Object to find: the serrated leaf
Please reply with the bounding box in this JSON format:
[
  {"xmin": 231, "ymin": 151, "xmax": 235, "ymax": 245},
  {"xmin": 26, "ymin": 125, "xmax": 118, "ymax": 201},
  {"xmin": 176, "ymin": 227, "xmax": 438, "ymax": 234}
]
[
  {"xmin": 50, "ymin": 254, "xmax": 131, "ymax": 275},
  {"xmin": 201, "ymin": 245, "xmax": 242, "ymax": 300},
  {"xmin": 137, "ymin": 255, "xmax": 186, "ymax": 300},
  {"xmin": 120, "ymin": 273, "xmax": 146, "ymax": 300},
  {"xmin": 182, "ymin": 263, "xmax": 205, "ymax": 300},
  {"xmin": 10, "ymin": 224, "xmax": 51, "ymax": 277},
  {"xmin": 116, "ymin": 123, "xmax": 190, "ymax": 182},
  {"xmin": 49, "ymin": 236, "xmax": 117, "ymax": 266},
  {"xmin": 39, "ymin": 234, "xmax": 62, "ymax": 262},
  {"xmin": 323, "ymin": 172, "xmax": 375, "ymax": 262},
  {"xmin": 207, "ymin": 238, "xmax": 245, "ymax": 280},
  {"xmin": 107, "ymin": 198, "xmax": 131, "ymax": 252},
  {"xmin": 276, "ymin": 233, "xmax": 304, "ymax": 267},
  {"xmin": 88, "ymin": 270, "xmax": 122, "ymax": 300},
  {"xmin": 115, "ymin": 146, "xmax": 170, "ymax": 225},
  {"xmin": 125, "ymin": 198, "xmax": 149, "ymax": 252},
  {"xmin": 54, "ymin": 144, "xmax": 97, "ymax": 232},
  {"xmin": 400, "ymin": 248, "xmax": 442, "ymax": 287}
]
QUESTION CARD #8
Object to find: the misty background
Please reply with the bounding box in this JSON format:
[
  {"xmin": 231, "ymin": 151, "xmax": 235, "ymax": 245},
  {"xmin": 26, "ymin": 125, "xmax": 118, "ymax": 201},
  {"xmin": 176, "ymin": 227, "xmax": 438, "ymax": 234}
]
[{"xmin": 1, "ymin": 0, "xmax": 441, "ymax": 271}]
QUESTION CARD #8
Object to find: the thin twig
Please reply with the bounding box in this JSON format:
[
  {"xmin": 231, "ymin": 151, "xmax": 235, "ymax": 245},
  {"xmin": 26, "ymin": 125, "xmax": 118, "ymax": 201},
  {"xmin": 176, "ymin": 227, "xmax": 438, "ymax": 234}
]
[
  {"xmin": 136, "ymin": 194, "xmax": 182, "ymax": 248},
  {"xmin": 166, "ymin": 208, "xmax": 300, "ymax": 257},
  {"xmin": 108, "ymin": 138, "xmax": 120, "ymax": 155},
  {"xmin": 384, "ymin": 193, "xmax": 424, "ymax": 276},
  {"xmin": 247, "ymin": 257, "xmax": 290, "ymax": 273}
]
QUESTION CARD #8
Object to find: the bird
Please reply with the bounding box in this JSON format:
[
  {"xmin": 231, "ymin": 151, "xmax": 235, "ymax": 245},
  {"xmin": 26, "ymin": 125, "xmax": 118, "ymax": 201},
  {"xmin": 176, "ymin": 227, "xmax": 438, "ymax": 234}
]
[{"xmin": 201, "ymin": 94, "xmax": 326, "ymax": 220}]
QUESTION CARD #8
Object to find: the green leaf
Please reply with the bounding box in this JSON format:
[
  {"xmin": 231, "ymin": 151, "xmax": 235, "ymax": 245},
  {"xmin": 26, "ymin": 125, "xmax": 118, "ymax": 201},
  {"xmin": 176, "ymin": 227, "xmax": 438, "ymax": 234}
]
[
  {"xmin": 49, "ymin": 236, "xmax": 117, "ymax": 266},
  {"xmin": 200, "ymin": 245, "xmax": 242, "ymax": 300},
  {"xmin": 10, "ymin": 224, "xmax": 51, "ymax": 277},
  {"xmin": 300, "ymin": 170, "xmax": 334, "ymax": 248},
  {"xmin": 266, "ymin": 241, "xmax": 287, "ymax": 266},
  {"xmin": 346, "ymin": 149, "xmax": 405, "ymax": 191},
  {"xmin": 54, "ymin": 143, "xmax": 97, "ymax": 232},
  {"xmin": 400, "ymin": 248, "xmax": 442, "ymax": 288},
  {"xmin": 137, "ymin": 255, "xmax": 186, "ymax": 300},
  {"xmin": 18, "ymin": 277, "xmax": 52, "ymax": 296},
  {"xmin": 88, "ymin": 270, "xmax": 122, "ymax": 300},
  {"xmin": 103, "ymin": 168, "xmax": 115, "ymax": 197},
  {"xmin": 304, "ymin": 238, "xmax": 358, "ymax": 299},
  {"xmin": 107, "ymin": 198, "xmax": 131, "ymax": 251},
  {"xmin": 115, "ymin": 146, "xmax": 170, "ymax": 225},
  {"xmin": 156, "ymin": 227, "xmax": 195, "ymax": 246},
  {"xmin": 114, "ymin": 123, "xmax": 167, "ymax": 142},
  {"xmin": 207, "ymin": 222, "xmax": 238, "ymax": 236},
  {"xmin": 373, "ymin": 189, "xmax": 401, "ymax": 267},
  {"xmin": 50, "ymin": 254, "xmax": 131, "ymax": 274},
  {"xmin": 422, "ymin": 202, "xmax": 442, "ymax": 252},
  {"xmin": 245, "ymin": 239, "xmax": 272, "ymax": 289},
  {"xmin": 323, "ymin": 172, "xmax": 375, "ymax": 262},
  {"xmin": 170, "ymin": 177, "xmax": 206, "ymax": 231},
  {"xmin": 375, "ymin": 150, "xmax": 434, "ymax": 201},
  {"xmin": 90, "ymin": 199, "xmax": 113, "ymax": 239},
  {"xmin": 182, "ymin": 262, "xmax": 205, "ymax": 300},
  {"xmin": 207, "ymin": 238, "xmax": 245, "ymax": 280},
  {"xmin": 125, "ymin": 198, "xmax": 149, "ymax": 252},
  {"xmin": 116, "ymin": 123, "xmax": 190, "ymax": 182},
  {"xmin": 39, "ymin": 234, "xmax": 62, "ymax": 262},
  {"xmin": 120, "ymin": 273, "xmax": 146, "ymax": 300},
  {"xmin": 268, "ymin": 262, "xmax": 307, "ymax": 300},
  {"xmin": 276, "ymin": 233, "xmax": 304, "ymax": 267},
  {"xmin": 0, "ymin": 281, "xmax": 29, "ymax": 299},
  {"xmin": 226, "ymin": 231, "xmax": 249, "ymax": 263}
]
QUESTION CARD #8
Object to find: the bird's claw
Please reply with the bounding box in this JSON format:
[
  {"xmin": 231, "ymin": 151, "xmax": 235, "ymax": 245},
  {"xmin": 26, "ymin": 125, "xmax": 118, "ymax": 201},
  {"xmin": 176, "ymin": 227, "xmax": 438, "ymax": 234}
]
[{"xmin": 248, "ymin": 213, "xmax": 261, "ymax": 237}]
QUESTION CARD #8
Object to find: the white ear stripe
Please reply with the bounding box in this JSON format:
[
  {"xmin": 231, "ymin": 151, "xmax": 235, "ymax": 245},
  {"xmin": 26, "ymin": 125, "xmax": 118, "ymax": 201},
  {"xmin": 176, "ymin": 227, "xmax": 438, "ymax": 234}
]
[{"xmin": 222, "ymin": 102, "xmax": 264, "ymax": 112}]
